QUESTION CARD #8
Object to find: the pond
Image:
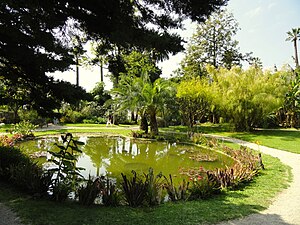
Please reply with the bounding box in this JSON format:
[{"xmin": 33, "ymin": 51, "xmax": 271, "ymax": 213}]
[{"xmin": 18, "ymin": 135, "xmax": 234, "ymax": 182}]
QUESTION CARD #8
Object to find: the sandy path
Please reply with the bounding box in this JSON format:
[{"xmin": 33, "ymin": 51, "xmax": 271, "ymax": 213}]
[
  {"xmin": 0, "ymin": 203, "xmax": 23, "ymax": 225},
  {"xmin": 207, "ymin": 135, "xmax": 300, "ymax": 225}
]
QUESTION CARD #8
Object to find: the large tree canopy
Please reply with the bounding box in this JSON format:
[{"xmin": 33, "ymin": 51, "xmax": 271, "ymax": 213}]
[
  {"xmin": 0, "ymin": 0, "xmax": 228, "ymax": 84},
  {"xmin": 179, "ymin": 9, "xmax": 257, "ymax": 78}
]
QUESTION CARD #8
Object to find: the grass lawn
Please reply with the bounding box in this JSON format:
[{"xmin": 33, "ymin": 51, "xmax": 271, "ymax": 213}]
[
  {"xmin": 34, "ymin": 128, "xmax": 132, "ymax": 137},
  {"xmin": 0, "ymin": 153, "xmax": 291, "ymax": 225},
  {"xmin": 0, "ymin": 122, "xmax": 295, "ymax": 224},
  {"xmin": 161, "ymin": 123, "xmax": 300, "ymax": 154},
  {"xmin": 2, "ymin": 122, "xmax": 300, "ymax": 153},
  {"xmin": 0, "ymin": 124, "xmax": 12, "ymax": 133},
  {"xmin": 64, "ymin": 123, "xmax": 138, "ymax": 128}
]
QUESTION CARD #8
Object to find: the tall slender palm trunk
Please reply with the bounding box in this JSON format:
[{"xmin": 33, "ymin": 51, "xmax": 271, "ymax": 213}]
[
  {"xmin": 100, "ymin": 59, "xmax": 104, "ymax": 82},
  {"xmin": 76, "ymin": 57, "xmax": 79, "ymax": 86},
  {"xmin": 294, "ymin": 39, "xmax": 299, "ymax": 68}
]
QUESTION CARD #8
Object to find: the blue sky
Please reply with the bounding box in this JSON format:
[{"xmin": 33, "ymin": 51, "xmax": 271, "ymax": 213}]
[
  {"xmin": 227, "ymin": 0, "xmax": 300, "ymax": 68},
  {"xmin": 51, "ymin": 0, "xmax": 300, "ymax": 91}
]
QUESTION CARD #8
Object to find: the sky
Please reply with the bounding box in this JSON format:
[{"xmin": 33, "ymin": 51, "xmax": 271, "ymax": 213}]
[{"xmin": 50, "ymin": 0, "xmax": 300, "ymax": 91}]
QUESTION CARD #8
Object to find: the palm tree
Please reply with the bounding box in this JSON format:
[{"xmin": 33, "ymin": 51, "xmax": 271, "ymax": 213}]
[
  {"xmin": 142, "ymin": 78, "xmax": 175, "ymax": 135},
  {"xmin": 286, "ymin": 28, "xmax": 300, "ymax": 68},
  {"xmin": 110, "ymin": 74, "xmax": 175, "ymax": 135}
]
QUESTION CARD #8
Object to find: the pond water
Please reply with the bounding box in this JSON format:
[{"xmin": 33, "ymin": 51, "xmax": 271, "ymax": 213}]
[{"xmin": 19, "ymin": 135, "xmax": 234, "ymax": 182}]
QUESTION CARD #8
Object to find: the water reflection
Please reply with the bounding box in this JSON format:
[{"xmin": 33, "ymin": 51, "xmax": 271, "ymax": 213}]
[{"xmin": 19, "ymin": 136, "xmax": 234, "ymax": 181}]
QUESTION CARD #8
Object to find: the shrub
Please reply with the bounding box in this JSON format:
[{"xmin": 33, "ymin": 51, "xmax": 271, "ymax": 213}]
[
  {"xmin": 121, "ymin": 170, "xmax": 148, "ymax": 207},
  {"xmin": 9, "ymin": 160, "xmax": 52, "ymax": 196},
  {"xmin": 191, "ymin": 133, "xmax": 218, "ymax": 147},
  {"xmin": 11, "ymin": 121, "xmax": 37, "ymax": 137},
  {"xmin": 18, "ymin": 109, "xmax": 39, "ymax": 124},
  {"xmin": 0, "ymin": 134, "xmax": 23, "ymax": 147},
  {"xmin": 163, "ymin": 175, "xmax": 189, "ymax": 201},
  {"xmin": 0, "ymin": 135, "xmax": 15, "ymax": 147},
  {"xmin": 83, "ymin": 117, "xmax": 106, "ymax": 124},
  {"xmin": 180, "ymin": 137, "xmax": 262, "ymax": 195},
  {"xmin": 61, "ymin": 110, "xmax": 84, "ymax": 123},
  {"xmin": 144, "ymin": 168, "xmax": 164, "ymax": 206},
  {"xmin": 0, "ymin": 146, "xmax": 51, "ymax": 195},
  {"xmin": 101, "ymin": 177, "xmax": 121, "ymax": 207},
  {"xmin": 189, "ymin": 173, "xmax": 221, "ymax": 200},
  {"xmin": 77, "ymin": 176, "xmax": 103, "ymax": 206},
  {"xmin": 0, "ymin": 146, "xmax": 28, "ymax": 180},
  {"xmin": 207, "ymin": 163, "xmax": 260, "ymax": 190}
]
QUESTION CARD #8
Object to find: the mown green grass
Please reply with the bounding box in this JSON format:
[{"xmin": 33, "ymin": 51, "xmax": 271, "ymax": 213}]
[
  {"xmin": 0, "ymin": 153, "xmax": 291, "ymax": 225},
  {"xmin": 0, "ymin": 124, "xmax": 12, "ymax": 133},
  {"xmin": 64, "ymin": 123, "xmax": 138, "ymax": 128},
  {"xmin": 3, "ymin": 122, "xmax": 300, "ymax": 153},
  {"xmin": 161, "ymin": 123, "xmax": 300, "ymax": 154},
  {"xmin": 34, "ymin": 129, "xmax": 132, "ymax": 137},
  {"xmin": 0, "ymin": 123, "xmax": 294, "ymax": 224}
]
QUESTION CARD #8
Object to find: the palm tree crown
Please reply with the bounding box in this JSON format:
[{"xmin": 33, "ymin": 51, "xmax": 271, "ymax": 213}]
[{"xmin": 286, "ymin": 28, "xmax": 300, "ymax": 68}]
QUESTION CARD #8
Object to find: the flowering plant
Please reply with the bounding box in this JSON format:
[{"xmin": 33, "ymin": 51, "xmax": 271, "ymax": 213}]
[{"xmin": 0, "ymin": 134, "xmax": 23, "ymax": 147}]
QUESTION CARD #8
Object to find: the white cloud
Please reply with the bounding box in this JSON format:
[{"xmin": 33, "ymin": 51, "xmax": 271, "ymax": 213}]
[
  {"xmin": 267, "ymin": 2, "xmax": 277, "ymax": 10},
  {"xmin": 246, "ymin": 6, "xmax": 262, "ymax": 17}
]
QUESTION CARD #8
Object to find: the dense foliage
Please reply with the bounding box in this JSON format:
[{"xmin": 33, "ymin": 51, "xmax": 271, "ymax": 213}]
[
  {"xmin": 0, "ymin": 0, "xmax": 228, "ymax": 86},
  {"xmin": 177, "ymin": 65, "xmax": 289, "ymax": 131},
  {"xmin": 111, "ymin": 74, "xmax": 176, "ymax": 134}
]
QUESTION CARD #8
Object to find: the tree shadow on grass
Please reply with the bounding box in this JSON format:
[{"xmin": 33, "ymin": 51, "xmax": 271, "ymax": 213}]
[
  {"xmin": 234, "ymin": 129, "xmax": 300, "ymax": 142},
  {"xmin": 214, "ymin": 213, "xmax": 293, "ymax": 225},
  {"xmin": 0, "ymin": 181, "xmax": 272, "ymax": 225}
]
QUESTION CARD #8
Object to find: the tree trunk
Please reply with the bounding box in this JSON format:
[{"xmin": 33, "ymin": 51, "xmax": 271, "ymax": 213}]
[
  {"xmin": 76, "ymin": 57, "xmax": 79, "ymax": 86},
  {"xmin": 188, "ymin": 111, "xmax": 194, "ymax": 129},
  {"xmin": 100, "ymin": 59, "xmax": 104, "ymax": 82},
  {"xmin": 131, "ymin": 111, "xmax": 137, "ymax": 123},
  {"xmin": 13, "ymin": 108, "xmax": 19, "ymax": 124},
  {"xmin": 294, "ymin": 39, "xmax": 299, "ymax": 68},
  {"xmin": 140, "ymin": 113, "xmax": 148, "ymax": 134},
  {"xmin": 149, "ymin": 111, "xmax": 158, "ymax": 135}
]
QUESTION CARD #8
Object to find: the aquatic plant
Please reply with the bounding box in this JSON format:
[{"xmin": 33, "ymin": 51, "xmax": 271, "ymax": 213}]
[
  {"xmin": 189, "ymin": 173, "xmax": 221, "ymax": 200},
  {"xmin": 163, "ymin": 174, "xmax": 189, "ymax": 201},
  {"xmin": 121, "ymin": 170, "xmax": 148, "ymax": 207},
  {"xmin": 48, "ymin": 133, "xmax": 85, "ymax": 201},
  {"xmin": 77, "ymin": 175, "xmax": 103, "ymax": 206},
  {"xmin": 144, "ymin": 168, "xmax": 164, "ymax": 206},
  {"xmin": 101, "ymin": 176, "xmax": 121, "ymax": 207}
]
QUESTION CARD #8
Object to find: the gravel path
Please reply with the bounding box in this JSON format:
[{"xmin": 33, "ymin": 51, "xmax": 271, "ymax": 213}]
[
  {"xmin": 207, "ymin": 135, "xmax": 300, "ymax": 225},
  {"xmin": 0, "ymin": 203, "xmax": 23, "ymax": 225}
]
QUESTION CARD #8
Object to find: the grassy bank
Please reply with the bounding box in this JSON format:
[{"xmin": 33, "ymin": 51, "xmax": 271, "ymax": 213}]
[
  {"xmin": 161, "ymin": 124, "xmax": 300, "ymax": 154},
  {"xmin": 0, "ymin": 123, "xmax": 295, "ymax": 224},
  {"xmin": 3, "ymin": 123, "xmax": 300, "ymax": 154},
  {"xmin": 34, "ymin": 128, "xmax": 132, "ymax": 137},
  {"xmin": 0, "ymin": 153, "xmax": 291, "ymax": 225}
]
